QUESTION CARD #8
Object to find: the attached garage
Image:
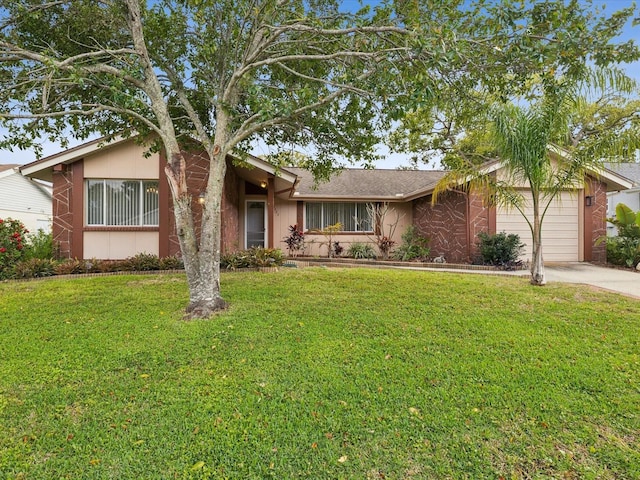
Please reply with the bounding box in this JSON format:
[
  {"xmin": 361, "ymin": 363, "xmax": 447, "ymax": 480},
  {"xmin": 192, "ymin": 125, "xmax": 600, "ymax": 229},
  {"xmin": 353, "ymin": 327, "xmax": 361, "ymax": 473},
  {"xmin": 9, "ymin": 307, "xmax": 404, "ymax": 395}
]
[{"xmin": 496, "ymin": 191, "xmax": 581, "ymax": 262}]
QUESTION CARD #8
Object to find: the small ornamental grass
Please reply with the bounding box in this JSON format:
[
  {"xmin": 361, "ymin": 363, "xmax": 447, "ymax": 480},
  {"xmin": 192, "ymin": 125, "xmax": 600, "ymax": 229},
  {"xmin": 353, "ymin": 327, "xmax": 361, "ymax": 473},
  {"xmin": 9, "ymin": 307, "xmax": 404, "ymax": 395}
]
[{"xmin": 1, "ymin": 268, "xmax": 639, "ymax": 479}]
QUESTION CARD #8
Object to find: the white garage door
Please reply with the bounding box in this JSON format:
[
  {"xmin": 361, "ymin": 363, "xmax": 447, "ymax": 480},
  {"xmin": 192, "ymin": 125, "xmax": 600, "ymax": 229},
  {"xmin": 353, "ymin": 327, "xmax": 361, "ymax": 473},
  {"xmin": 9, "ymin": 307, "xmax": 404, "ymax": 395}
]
[{"xmin": 496, "ymin": 191, "xmax": 580, "ymax": 262}]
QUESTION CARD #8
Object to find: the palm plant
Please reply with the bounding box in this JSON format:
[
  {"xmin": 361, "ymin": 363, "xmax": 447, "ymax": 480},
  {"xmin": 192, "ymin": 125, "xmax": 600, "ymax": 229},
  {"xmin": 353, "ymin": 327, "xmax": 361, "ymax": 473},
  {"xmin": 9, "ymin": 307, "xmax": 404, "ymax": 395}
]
[{"xmin": 434, "ymin": 69, "xmax": 640, "ymax": 285}]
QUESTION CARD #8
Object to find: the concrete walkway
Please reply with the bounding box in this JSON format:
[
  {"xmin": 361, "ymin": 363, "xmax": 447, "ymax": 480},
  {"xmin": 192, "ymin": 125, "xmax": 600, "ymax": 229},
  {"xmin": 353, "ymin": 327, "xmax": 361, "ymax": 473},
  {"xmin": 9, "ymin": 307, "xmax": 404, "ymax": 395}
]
[{"xmin": 545, "ymin": 263, "xmax": 640, "ymax": 299}]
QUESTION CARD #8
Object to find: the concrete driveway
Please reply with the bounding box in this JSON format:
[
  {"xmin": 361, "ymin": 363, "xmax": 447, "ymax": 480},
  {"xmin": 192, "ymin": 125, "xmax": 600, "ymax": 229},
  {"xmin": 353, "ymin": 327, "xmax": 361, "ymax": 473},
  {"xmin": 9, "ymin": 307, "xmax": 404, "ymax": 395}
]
[{"xmin": 545, "ymin": 263, "xmax": 640, "ymax": 299}]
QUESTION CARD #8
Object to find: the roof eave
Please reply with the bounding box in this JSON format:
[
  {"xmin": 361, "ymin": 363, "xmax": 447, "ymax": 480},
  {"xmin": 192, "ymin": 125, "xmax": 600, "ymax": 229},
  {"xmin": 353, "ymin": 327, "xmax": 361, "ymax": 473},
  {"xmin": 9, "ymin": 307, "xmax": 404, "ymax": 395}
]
[
  {"xmin": 291, "ymin": 194, "xmax": 407, "ymax": 201},
  {"xmin": 20, "ymin": 135, "xmax": 133, "ymax": 179}
]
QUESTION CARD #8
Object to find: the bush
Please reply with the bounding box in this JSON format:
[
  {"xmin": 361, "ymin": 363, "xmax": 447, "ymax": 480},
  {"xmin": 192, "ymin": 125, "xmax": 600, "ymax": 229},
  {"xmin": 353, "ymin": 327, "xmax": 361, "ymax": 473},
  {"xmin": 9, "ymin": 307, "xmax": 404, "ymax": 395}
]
[
  {"xmin": 221, "ymin": 247, "xmax": 284, "ymax": 270},
  {"xmin": 24, "ymin": 229, "xmax": 57, "ymax": 260},
  {"xmin": 283, "ymin": 225, "xmax": 305, "ymax": 256},
  {"xmin": 476, "ymin": 231, "xmax": 525, "ymax": 268},
  {"xmin": 12, "ymin": 258, "xmax": 57, "ymax": 279},
  {"xmin": 393, "ymin": 226, "xmax": 430, "ymax": 262},
  {"xmin": 159, "ymin": 255, "xmax": 184, "ymax": 270},
  {"xmin": 347, "ymin": 242, "xmax": 377, "ymax": 259},
  {"xmin": 0, "ymin": 218, "xmax": 28, "ymax": 279},
  {"xmin": 54, "ymin": 258, "xmax": 86, "ymax": 275},
  {"xmin": 602, "ymin": 203, "xmax": 640, "ymax": 267},
  {"xmin": 122, "ymin": 253, "xmax": 161, "ymax": 271}
]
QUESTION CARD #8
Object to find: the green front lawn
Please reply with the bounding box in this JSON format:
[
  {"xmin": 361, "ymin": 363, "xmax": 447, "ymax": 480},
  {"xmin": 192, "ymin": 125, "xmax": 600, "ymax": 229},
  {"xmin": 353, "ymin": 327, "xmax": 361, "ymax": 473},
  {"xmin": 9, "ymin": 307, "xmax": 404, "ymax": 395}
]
[{"xmin": 1, "ymin": 268, "xmax": 638, "ymax": 479}]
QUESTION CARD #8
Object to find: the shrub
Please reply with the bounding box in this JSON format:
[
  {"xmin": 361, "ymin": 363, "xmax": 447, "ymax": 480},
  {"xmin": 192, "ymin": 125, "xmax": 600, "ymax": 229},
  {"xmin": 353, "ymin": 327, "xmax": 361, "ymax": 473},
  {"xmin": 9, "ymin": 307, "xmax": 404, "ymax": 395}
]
[
  {"xmin": 248, "ymin": 246, "xmax": 284, "ymax": 267},
  {"xmin": 221, "ymin": 251, "xmax": 251, "ymax": 270},
  {"xmin": 476, "ymin": 231, "xmax": 525, "ymax": 268},
  {"xmin": 602, "ymin": 203, "xmax": 640, "ymax": 267},
  {"xmin": 122, "ymin": 253, "xmax": 161, "ymax": 271},
  {"xmin": 221, "ymin": 247, "xmax": 284, "ymax": 269},
  {"xmin": 393, "ymin": 226, "xmax": 430, "ymax": 262},
  {"xmin": 159, "ymin": 255, "xmax": 184, "ymax": 270},
  {"xmin": 54, "ymin": 258, "xmax": 86, "ymax": 275},
  {"xmin": 24, "ymin": 229, "xmax": 57, "ymax": 260},
  {"xmin": 12, "ymin": 258, "xmax": 57, "ymax": 279},
  {"xmin": 283, "ymin": 225, "xmax": 305, "ymax": 256},
  {"xmin": 0, "ymin": 218, "xmax": 29, "ymax": 279},
  {"xmin": 347, "ymin": 242, "xmax": 377, "ymax": 259}
]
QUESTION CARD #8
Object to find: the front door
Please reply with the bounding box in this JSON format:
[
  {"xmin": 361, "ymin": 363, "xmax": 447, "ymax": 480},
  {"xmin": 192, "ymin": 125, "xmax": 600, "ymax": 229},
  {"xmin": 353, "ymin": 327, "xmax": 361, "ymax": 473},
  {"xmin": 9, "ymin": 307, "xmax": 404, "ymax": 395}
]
[{"xmin": 246, "ymin": 201, "xmax": 266, "ymax": 248}]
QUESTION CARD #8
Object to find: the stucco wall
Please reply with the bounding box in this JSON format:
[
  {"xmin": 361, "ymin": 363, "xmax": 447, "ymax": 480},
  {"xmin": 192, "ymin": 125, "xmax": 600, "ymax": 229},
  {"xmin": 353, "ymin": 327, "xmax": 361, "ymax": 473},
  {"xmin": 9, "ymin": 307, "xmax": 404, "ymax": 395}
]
[
  {"xmin": 84, "ymin": 231, "xmax": 158, "ymax": 258},
  {"xmin": 273, "ymin": 197, "xmax": 298, "ymax": 252},
  {"xmin": 83, "ymin": 141, "xmax": 158, "ymax": 179}
]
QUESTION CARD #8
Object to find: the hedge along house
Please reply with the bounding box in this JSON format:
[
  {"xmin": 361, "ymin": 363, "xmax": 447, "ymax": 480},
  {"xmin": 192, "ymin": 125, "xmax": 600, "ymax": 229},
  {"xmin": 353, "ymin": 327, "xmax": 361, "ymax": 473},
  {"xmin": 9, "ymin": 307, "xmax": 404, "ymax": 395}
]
[{"xmin": 20, "ymin": 136, "xmax": 633, "ymax": 264}]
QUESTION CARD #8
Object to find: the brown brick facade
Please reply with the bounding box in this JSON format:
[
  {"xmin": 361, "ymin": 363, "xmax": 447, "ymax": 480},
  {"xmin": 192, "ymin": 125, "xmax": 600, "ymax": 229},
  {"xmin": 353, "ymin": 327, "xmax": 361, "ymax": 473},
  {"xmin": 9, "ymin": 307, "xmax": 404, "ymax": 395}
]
[
  {"xmin": 52, "ymin": 164, "xmax": 75, "ymax": 259},
  {"xmin": 413, "ymin": 190, "xmax": 493, "ymax": 263},
  {"xmin": 167, "ymin": 154, "xmax": 241, "ymax": 257},
  {"xmin": 584, "ymin": 176, "xmax": 608, "ymax": 263},
  {"xmin": 52, "ymin": 161, "xmax": 84, "ymax": 259}
]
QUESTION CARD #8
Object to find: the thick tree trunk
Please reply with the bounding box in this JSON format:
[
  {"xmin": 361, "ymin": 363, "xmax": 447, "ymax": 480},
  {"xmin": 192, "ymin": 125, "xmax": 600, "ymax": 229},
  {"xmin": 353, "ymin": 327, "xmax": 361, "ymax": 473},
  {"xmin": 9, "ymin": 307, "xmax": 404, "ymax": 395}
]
[
  {"xmin": 165, "ymin": 150, "xmax": 228, "ymax": 319},
  {"xmin": 530, "ymin": 197, "xmax": 546, "ymax": 286}
]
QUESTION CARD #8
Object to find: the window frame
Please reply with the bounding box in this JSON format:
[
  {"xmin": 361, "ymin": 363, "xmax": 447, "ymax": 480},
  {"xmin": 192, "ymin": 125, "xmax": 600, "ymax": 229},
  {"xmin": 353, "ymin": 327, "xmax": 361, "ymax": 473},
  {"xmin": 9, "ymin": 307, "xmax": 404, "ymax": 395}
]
[
  {"xmin": 304, "ymin": 201, "xmax": 373, "ymax": 233},
  {"xmin": 85, "ymin": 179, "xmax": 160, "ymax": 227}
]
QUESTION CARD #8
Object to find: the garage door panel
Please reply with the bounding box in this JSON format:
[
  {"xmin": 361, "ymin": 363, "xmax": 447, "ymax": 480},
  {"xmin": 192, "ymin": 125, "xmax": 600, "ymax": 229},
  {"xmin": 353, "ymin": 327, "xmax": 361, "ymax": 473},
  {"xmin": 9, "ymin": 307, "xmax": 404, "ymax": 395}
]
[{"xmin": 496, "ymin": 191, "xmax": 579, "ymax": 262}]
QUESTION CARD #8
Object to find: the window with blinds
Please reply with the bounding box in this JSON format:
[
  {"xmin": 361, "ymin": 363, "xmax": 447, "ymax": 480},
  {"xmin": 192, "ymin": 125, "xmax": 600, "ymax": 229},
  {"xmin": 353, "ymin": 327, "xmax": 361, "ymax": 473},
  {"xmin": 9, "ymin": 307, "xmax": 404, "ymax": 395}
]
[
  {"xmin": 86, "ymin": 180, "xmax": 159, "ymax": 226},
  {"xmin": 305, "ymin": 202, "xmax": 372, "ymax": 232}
]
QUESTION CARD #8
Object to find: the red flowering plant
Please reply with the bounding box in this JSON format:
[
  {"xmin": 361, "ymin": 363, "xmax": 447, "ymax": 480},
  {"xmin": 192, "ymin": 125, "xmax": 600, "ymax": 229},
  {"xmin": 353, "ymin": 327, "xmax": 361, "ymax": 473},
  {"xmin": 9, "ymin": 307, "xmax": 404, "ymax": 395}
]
[
  {"xmin": 283, "ymin": 224, "xmax": 305, "ymax": 257},
  {"xmin": 0, "ymin": 218, "xmax": 28, "ymax": 279}
]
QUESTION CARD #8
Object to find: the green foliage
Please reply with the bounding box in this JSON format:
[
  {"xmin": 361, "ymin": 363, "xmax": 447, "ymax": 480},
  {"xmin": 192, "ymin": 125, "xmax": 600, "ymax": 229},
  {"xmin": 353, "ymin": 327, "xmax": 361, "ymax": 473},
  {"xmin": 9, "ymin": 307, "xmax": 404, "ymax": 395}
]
[
  {"xmin": 392, "ymin": 225, "xmax": 431, "ymax": 261},
  {"xmin": 159, "ymin": 255, "xmax": 185, "ymax": 270},
  {"xmin": 11, "ymin": 258, "xmax": 57, "ymax": 279},
  {"xmin": 23, "ymin": 229, "xmax": 56, "ymax": 260},
  {"xmin": 53, "ymin": 258, "xmax": 86, "ymax": 275},
  {"xmin": 122, "ymin": 252, "xmax": 162, "ymax": 271},
  {"xmin": 346, "ymin": 242, "xmax": 377, "ymax": 259},
  {"xmin": 221, "ymin": 247, "xmax": 284, "ymax": 270},
  {"xmin": 603, "ymin": 203, "xmax": 640, "ymax": 267},
  {"xmin": 0, "ymin": 218, "xmax": 27, "ymax": 279},
  {"xmin": 316, "ymin": 222, "xmax": 343, "ymax": 258},
  {"xmin": 1, "ymin": 269, "xmax": 639, "ymax": 478},
  {"xmin": 476, "ymin": 231, "xmax": 525, "ymax": 268}
]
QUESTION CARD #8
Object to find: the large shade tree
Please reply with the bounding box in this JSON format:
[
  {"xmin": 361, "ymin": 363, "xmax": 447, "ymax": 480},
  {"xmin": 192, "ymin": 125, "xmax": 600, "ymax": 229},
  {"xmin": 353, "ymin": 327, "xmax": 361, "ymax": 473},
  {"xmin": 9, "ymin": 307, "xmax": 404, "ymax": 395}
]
[
  {"xmin": 1, "ymin": 0, "xmax": 638, "ymax": 315},
  {"xmin": 0, "ymin": 0, "xmax": 418, "ymax": 318}
]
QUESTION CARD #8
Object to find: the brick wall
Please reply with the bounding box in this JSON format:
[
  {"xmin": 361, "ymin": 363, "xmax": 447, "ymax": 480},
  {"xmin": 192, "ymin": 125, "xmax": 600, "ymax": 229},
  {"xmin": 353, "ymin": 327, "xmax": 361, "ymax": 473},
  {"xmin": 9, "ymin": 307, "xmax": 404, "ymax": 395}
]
[
  {"xmin": 167, "ymin": 154, "xmax": 240, "ymax": 256},
  {"xmin": 413, "ymin": 190, "xmax": 492, "ymax": 263},
  {"xmin": 413, "ymin": 191, "xmax": 469, "ymax": 263},
  {"xmin": 587, "ymin": 177, "xmax": 608, "ymax": 263},
  {"xmin": 52, "ymin": 165, "xmax": 75, "ymax": 259}
]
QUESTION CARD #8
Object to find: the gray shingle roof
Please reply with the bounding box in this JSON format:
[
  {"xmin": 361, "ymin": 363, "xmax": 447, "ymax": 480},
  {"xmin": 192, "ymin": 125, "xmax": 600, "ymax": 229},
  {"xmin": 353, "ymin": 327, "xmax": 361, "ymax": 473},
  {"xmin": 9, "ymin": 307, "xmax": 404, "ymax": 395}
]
[
  {"xmin": 287, "ymin": 167, "xmax": 446, "ymax": 200},
  {"xmin": 604, "ymin": 163, "xmax": 640, "ymax": 186}
]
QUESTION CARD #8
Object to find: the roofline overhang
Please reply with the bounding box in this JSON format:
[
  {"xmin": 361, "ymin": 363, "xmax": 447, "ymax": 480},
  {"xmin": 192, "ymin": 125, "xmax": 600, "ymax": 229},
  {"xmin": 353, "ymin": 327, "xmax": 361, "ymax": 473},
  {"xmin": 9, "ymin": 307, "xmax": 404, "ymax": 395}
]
[
  {"xmin": 240, "ymin": 155, "xmax": 297, "ymax": 185},
  {"xmin": 20, "ymin": 135, "xmax": 132, "ymax": 178},
  {"xmin": 19, "ymin": 134, "xmax": 299, "ymax": 186},
  {"xmin": 291, "ymin": 194, "xmax": 409, "ymax": 202}
]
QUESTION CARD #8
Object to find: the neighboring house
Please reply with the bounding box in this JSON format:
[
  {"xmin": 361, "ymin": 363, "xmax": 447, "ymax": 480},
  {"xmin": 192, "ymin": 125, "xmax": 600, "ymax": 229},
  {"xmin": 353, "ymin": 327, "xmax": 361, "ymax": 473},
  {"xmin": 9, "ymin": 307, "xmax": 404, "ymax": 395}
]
[
  {"xmin": 20, "ymin": 136, "xmax": 632, "ymax": 263},
  {"xmin": 0, "ymin": 164, "xmax": 52, "ymax": 233},
  {"xmin": 604, "ymin": 162, "xmax": 640, "ymax": 236}
]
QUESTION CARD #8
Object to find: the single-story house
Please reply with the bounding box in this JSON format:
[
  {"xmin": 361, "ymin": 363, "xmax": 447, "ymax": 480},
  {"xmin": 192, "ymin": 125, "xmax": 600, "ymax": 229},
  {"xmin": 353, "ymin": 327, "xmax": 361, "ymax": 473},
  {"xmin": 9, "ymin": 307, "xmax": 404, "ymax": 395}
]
[
  {"xmin": 0, "ymin": 163, "xmax": 52, "ymax": 232},
  {"xmin": 604, "ymin": 162, "xmax": 640, "ymax": 236},
  {"xmin": 20, "ymin": 136, "xmax": 633, "ymax": 263}
]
